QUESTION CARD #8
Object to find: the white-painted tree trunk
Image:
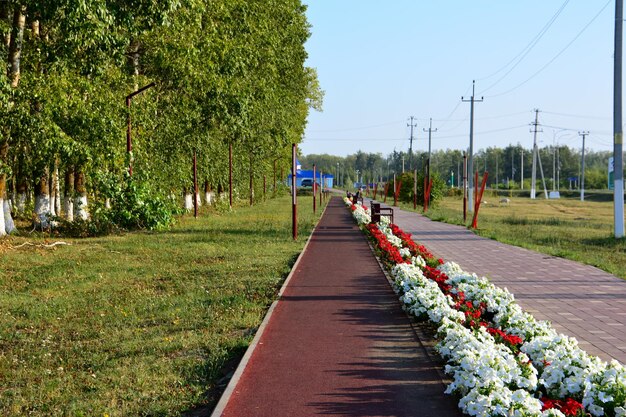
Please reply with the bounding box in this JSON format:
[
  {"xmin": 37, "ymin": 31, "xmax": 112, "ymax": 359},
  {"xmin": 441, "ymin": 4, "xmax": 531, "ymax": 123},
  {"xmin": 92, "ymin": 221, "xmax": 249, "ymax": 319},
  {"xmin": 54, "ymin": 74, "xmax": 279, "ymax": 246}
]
[
  {"xmin": 3, "ymin": 199, "xmax": 15, "ymax": 234},
  {"xmin": 74, "ymin": 195, "xmax": 88, "ymax": 220},
  {"xmin": 184, "ymin": 193, "xmax": 193, "ymax": 211},
  {"xmin": 205, "ymin": 191, "xmax": 216, "ymax": 205},
  {"xmin": 49, "ymin": 165, "xmax": 58, "ymax": 216},
  {"xmin": 16, "ymin": 192, "xmax": 26, "ymax": 214},
  {"xmin": 64, "ymin": 196, "xmax": 74, "ymax": 222},
  {"xmin": 54, "ymin": 164, "xmax": 61, "ymax": 215},
  {"xmin": 105, "ymin": 198, "xmax": 111, "ymax": 209},
  {"xmin": 73, "ymin": 195, "xmax": 87, "ymax": 220},
  {"xmin": 74, "ymin": 168, "xmax": 88, "ymax": 220},
  {"xmin": 35, "ymin": 193, "xmax": 50, "ymax": 228},
  {"xmin": 64, "ymin": 166, "xmax": 74, "ymax": 221},
  {"xmin": 0, "ymin": 197, "xmax": 6, "ymax": 237},
  {"xmin": 195, "ymin": 192, "xmax": 202, "ymax": 207}
]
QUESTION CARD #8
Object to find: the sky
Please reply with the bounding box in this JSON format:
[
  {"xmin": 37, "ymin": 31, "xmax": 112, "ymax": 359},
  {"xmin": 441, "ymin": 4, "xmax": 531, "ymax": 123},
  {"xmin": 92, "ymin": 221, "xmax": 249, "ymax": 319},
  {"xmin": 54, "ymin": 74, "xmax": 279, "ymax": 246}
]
[{"xmin": 301, "ymin": 0, "xmax": 617, "ymax": 157}]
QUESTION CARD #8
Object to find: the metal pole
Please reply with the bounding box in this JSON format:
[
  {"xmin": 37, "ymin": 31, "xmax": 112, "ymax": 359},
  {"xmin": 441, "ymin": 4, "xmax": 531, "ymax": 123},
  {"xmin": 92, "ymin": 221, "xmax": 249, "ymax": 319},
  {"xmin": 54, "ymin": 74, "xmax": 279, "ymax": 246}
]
[
  {"xmin": 125, "ymin": 82, "xmax": 155, "ymax": 177},
  {"xmin": 552, "ymin": 143, "xmax": 556, "ymax": 191},
  {"xmin": 463, "ymin": 152, "xmax": 467, "ymax": 222},
  {"xmin": 580, "ymin": 131, "xmax": 589, "ymax": 202},
  {"xmin": 193, "ymin": 150, "xmax": 198, "ymax": 218},
  {"xmin": 319, "ymin": 171, "xmax": 323, "ymax": 206},
  {"xmin": 413, "ymin": 168, "xmax": 417, "ymax": 210},
  {"xmin": 462, "ymin": 81, "xmax": 483, "ymax": 212},
  {"xmin": 313, "ymin": 164, "xmax": 316, "ymax": 214},
  {"xmin": 249, "ymin": 154, "xmax": 253, "ymax": 206},
  {"xmin": 292, "ymin": 144, "xmax": 297, "ymax": 240},
  {"xmin": 424, "ymin": 117, "xmax": 437, "ymax": 186},
  {"xmin": 126, "ymin": 96, "xmax": 132, "ymax": 176},
  {"xmin": 614, "ymin": 0, "xmax": 625, "ymax": 237},
  {"xmin": 530, "ymin": 110, "xmax": 540, "ymax": 199},
  {"xmin": 229, "ymin": 142, "xmax": 233, "ymax": 209},
  {"xmin": 519, "ymin": 149, "xmax": 524, "ymax": 190}
]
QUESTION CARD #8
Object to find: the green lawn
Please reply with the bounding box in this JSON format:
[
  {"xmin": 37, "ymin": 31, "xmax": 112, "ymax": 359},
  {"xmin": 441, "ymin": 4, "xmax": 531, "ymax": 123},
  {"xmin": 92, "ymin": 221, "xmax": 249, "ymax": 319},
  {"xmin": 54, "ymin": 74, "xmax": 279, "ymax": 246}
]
[
  {"xmin": 0, "ymin": 194, "xmax": 326, "ymax": 416},
  {"xmin": 394, "ymin": 193, "xmax": 626, "ymax": 279}
]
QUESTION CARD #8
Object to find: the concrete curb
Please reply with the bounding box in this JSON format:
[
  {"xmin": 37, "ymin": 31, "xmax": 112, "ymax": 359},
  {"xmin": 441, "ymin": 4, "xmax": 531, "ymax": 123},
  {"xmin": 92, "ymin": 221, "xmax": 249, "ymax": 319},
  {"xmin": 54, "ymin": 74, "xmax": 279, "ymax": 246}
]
[{"xmin": 210, "ymin": 200, "xmax": 330, "ymax": 417}]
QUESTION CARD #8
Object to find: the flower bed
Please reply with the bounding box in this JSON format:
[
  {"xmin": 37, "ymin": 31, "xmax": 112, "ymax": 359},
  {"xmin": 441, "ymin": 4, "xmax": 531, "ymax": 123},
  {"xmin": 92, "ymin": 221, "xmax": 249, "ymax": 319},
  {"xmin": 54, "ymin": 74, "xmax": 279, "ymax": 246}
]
[{"xmin": 344, "ymin": 198, "xmax": 626, "ymax": 417}]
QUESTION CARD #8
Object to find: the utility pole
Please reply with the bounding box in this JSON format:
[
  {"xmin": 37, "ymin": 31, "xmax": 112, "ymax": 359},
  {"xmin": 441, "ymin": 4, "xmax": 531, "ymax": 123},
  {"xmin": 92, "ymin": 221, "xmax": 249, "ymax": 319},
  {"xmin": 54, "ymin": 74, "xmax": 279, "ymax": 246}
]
[
  {"xmin": 553, "ymin": 144, "xmax": 556, "ymax": 191},
  {"xmin": 519, "ymin": 148, "xmax": 524, "ymax": 190},
  {"xmin": 557, "ymin": 146, "xmax": 560, "ymax": 190},
  {"xmin": 614, "ymin": 0, "xmax": 625, "ymax": 237},
  {"xmin": 511, "ymin": 151, "xmax": 514, "ymax": 187},
  {"xmin": 423, "ymin": 118, "xmax": 437, "ymax": 182},
  {"xmin": 530, "ymin": 109, "xmax": 542, "ymax": 199},
  {"xmin": 495, "ymin": 152, "xmax": 499, "ymax": 191},
  {"xmin": 462, "ymin": 80, "xmax": 483, "ymax": 212},
  {"xmin": 579, "ymin": 131, "xmax": 589, "ymax": 202},
  {"xmin": 407, "ymin": 116, "xmax": 417, "ymax": 170}
]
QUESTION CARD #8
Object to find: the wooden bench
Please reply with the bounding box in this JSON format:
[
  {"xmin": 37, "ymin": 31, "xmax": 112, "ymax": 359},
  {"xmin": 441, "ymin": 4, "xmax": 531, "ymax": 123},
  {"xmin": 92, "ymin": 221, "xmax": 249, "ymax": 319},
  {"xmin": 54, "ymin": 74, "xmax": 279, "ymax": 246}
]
[{"xmin": 370, "ymin": 202, "xmax": 393, "ymax": 224}]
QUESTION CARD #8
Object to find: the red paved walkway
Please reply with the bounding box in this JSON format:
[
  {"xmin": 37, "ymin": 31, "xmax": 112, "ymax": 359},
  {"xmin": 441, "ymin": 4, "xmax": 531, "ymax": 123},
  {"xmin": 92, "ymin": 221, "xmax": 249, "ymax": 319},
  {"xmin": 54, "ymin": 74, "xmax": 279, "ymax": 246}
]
[
  {"xmin": 212, "ymin": 196, "xmax": 462, "ymax": 417},
  {"xmin": 365, "ymin": 197, "xmax": 626, "ymax": 364}
]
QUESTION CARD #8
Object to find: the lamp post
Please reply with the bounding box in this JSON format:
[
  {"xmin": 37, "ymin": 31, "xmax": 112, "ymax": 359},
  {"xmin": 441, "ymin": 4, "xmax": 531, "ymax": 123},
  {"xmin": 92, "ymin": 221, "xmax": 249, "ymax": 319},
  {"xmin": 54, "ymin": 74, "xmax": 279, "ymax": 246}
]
[{"xmin": 126, "ymin": 82, "xmax": 156, "ymax": 176}]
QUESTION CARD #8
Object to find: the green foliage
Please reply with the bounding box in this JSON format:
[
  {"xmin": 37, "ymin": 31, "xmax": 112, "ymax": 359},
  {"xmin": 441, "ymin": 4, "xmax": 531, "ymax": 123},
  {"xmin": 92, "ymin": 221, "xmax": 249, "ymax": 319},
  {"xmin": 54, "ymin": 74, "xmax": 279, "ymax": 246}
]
[
  {"xmin": 93, "ymin": 173, "xmax": 182, "ymax": 231},
  {"xmin": 383, "ymin": 172, "xmax": 446, "ymax": 206},
  {"xmin": 1, "ymin": 0, "xmax": 322, "ymax": 236}
]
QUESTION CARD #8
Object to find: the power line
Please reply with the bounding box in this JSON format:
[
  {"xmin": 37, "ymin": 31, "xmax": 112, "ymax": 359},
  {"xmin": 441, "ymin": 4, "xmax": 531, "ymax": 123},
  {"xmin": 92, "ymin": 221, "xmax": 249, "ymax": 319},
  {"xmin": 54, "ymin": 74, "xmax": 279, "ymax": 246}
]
[
  {"xmin": 307, "ymin": 119, "xmax": 405, "ymax": 133},
  {"xmin": 487, "ymin": 0, "xmax": 612, "ymax": 98},
  {"xmin": 542, "ymin": 110, "xmax": 611, "ymax": 120},
  {"xmin": 479, "ymin": 0, "xmax": 571, "ymax": 93}
]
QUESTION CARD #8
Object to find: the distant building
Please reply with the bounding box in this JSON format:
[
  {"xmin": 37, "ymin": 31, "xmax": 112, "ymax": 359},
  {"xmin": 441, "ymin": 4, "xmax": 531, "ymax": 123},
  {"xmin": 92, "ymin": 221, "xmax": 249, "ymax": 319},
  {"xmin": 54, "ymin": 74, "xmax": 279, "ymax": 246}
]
[{"xmin": 287, "ymin": 169, "xmax": 334, "ymax": 188}]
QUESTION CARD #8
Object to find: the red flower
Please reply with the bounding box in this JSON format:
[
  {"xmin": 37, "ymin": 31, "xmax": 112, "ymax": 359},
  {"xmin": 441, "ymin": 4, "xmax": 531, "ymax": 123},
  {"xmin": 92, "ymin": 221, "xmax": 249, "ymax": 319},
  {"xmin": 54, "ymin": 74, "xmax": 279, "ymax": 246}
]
[{"xmin": 541, "ymin": 397, "xmax": 584, "ymax": 416}]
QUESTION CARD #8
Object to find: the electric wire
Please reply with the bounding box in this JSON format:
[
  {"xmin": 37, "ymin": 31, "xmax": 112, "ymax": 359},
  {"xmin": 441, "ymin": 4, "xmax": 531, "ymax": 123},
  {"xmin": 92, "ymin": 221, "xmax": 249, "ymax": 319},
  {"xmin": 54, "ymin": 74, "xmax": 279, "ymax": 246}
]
[
  {"xmin": 486, "ymin": 0, "xmax": 612, "ymax": 98},
  {"xmin": 478, "ymin": 0, "xmax": 570, "ymax": 93}
]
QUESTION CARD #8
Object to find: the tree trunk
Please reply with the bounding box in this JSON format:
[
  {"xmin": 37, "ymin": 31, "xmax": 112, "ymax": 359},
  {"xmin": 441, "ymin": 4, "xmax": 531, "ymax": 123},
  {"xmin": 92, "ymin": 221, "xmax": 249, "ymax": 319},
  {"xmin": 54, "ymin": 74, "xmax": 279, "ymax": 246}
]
[
  {"xmin": 16, "ymin": 174, "xmax": 27, "ymax": 214},
  {"xmin": 183, "ymin": 186, "xmax": 193, "ymax": 211},
  {"xmin": 34, "ymin": 167, "xmax": 50, "ymax": 228},
  {"xmin": 64, "ymin": 165, "xmax": 74, "ymax": 221},
  {"xmin": 49, "ymin": 164, "xmax": 57, "ymax": 216},
  {"xmin": 53, "ymin": 158, "xmax": 61, "ymax": 215},
  {"xmin": 1, "ymin": 1, "xmax": 10, "ymax": 48},
  {"xmin": 74, "ymin": 167, "xmax": 88, "ymax": 220},
  {"xmin": 204, "ymin": 180, "xmax": 214, "ymax": 205},
  {"xmin": 8, "ymin": 5, "xmax": 25, "ymax": 88},
  {"xmin": 0, "ymin": 174, "xmax": 6, "ymax": 236},
  {"xmin": 129, "ymin": 39, "xmax": 140, "ymax": 91}
]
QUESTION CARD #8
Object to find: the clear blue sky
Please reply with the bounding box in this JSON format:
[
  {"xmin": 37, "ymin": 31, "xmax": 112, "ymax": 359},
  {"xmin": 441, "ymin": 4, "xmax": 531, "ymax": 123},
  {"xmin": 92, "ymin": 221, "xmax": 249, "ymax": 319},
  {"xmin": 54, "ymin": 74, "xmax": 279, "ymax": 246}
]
[{"xmin": 301, "ymin": 0, "xmax": 616, "ymax": 157}]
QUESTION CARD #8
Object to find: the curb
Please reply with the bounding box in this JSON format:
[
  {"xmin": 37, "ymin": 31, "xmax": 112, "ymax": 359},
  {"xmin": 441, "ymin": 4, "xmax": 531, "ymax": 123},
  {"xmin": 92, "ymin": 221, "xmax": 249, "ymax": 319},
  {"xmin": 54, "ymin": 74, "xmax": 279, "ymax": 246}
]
[{"xmin": 210, "ymin": 199, "xmax": 331, "ymax": 417}]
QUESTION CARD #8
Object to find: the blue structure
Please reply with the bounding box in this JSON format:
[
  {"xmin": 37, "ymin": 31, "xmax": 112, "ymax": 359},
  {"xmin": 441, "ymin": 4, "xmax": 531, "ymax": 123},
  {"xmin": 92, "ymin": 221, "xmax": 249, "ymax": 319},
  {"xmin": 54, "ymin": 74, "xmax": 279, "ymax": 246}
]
[{"xmin": 287, "ymin": 169, "xmax": 334, "ymax": 188}]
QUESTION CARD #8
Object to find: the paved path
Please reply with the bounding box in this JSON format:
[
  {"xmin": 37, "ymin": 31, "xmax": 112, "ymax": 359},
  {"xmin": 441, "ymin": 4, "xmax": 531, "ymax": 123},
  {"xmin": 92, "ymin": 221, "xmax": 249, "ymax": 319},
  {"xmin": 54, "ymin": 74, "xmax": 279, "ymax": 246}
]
[
  {"xmin": 213, "ymin": 196, "xmax": 462, "ymax": 417},
  {"xmin": 365, "ymin": 197, "xmax": 626, "ymax": 363}
]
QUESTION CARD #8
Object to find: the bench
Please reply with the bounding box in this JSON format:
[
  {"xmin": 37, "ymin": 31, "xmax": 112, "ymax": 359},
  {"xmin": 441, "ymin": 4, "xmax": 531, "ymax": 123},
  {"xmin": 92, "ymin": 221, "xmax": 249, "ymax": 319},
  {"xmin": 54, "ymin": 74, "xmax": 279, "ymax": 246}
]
[{"xmin": 370, "ymin": 202, "xmax": 393, "ymax": 224}]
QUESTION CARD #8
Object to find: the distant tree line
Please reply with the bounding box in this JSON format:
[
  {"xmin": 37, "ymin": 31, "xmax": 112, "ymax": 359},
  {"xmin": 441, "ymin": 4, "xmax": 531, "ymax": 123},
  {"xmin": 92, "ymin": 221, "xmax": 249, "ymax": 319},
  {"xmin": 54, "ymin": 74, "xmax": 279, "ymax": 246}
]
[{"xmin": 301, "ymin": 145, "xmax": 621, "ymax": 191}]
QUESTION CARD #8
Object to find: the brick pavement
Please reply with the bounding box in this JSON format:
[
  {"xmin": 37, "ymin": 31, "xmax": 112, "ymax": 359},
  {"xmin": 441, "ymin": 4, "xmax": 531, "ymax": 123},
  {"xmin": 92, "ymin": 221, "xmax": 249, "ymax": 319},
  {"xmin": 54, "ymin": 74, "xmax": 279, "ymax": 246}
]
[
  {"xmin": 212, "ymin": 196, "xmax": 462, "ymax": 416},
  {"xmin": 365, "ymin": 197, "xmax": 626, "ymax": 363}
]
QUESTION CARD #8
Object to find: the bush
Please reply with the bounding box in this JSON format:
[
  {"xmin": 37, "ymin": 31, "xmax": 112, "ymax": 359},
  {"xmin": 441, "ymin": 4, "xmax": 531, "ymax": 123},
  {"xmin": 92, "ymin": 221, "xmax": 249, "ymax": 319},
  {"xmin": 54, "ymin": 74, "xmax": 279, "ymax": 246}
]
[
  {"xmin": 56, "ymin": 173, "xmax": 181, "ymax": 237},
  {"xmin": 384, "ymin": 172, "xmax": 447, "ymax": 206}
]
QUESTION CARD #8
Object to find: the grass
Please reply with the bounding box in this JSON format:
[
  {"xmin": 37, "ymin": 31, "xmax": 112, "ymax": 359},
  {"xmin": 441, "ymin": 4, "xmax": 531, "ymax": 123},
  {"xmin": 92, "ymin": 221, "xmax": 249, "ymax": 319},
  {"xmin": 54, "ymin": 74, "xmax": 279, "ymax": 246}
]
[
  {"xmin": 391, "ymin": 192, "xmax": 626, "ymax": 279},
  {"xmin": 0, "ymin": 193, "xmax": 327, "ymax": 416}
]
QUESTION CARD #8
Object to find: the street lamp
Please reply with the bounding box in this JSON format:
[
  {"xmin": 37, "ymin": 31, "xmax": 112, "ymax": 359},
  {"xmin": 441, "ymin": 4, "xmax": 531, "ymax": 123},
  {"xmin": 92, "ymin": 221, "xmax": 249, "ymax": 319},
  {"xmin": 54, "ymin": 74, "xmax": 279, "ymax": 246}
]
[{"xmin": 126, "ymin": 82, "xmax": 156, "ymax": 176}]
